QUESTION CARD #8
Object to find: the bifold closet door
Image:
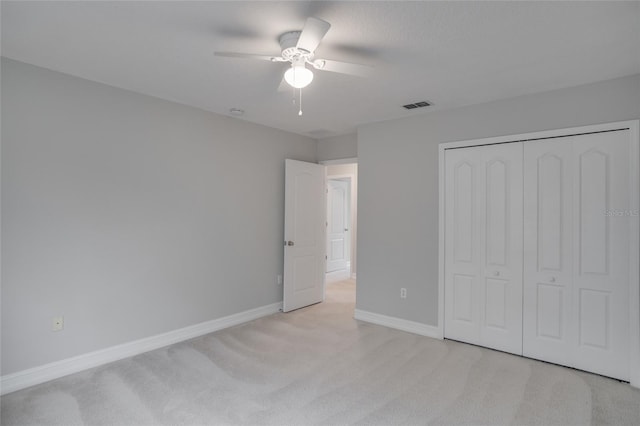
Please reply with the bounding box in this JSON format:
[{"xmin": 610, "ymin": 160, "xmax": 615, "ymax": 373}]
[
  {"xmin": 444, "ymin": 142, "xmax": 523, "ymax": 355},
  {"xmin": 522, "ymin": 138, "xmax": 573, "ymax": 368},
  {"xmin": 523, "ymin": 131, "xmax": 630, "ymax": 381}
]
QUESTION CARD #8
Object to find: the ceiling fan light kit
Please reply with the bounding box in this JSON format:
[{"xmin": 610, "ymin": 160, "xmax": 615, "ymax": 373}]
[
  {"xmin": 215, "ymin": 17, "xmax": 372, "ymax": 115},
  {"xmin": 284, "ymin": 60, "xmax": 314, "ymax": 89}
]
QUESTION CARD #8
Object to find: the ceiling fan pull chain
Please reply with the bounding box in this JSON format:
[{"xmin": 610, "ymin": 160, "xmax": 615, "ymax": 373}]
[{"xmin": 298, "ymin": 88, "xmax": 303, "ymax": 116}]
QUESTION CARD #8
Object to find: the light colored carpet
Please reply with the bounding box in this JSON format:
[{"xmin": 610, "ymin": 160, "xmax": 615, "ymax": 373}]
[{"xmin": 2, "ymin": 279, "xmax": 639, "ymax": 425}]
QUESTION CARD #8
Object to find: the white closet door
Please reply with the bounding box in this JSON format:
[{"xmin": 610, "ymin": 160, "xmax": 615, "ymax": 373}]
[
  {"xmin": 571, "ymin": 131, "xmax": 630, "ymax": 380},
  {"xmin": 445, "ymin": 142, "xmax": 523, "ymax": 355},
  {"xmin": 445, "ymin": 146, "xmax": 483, "ymax": 346},
  {"xmin": 523, "ymin": 138, "xmax": 574, "ymax": 366},
  {"xmin": 524, "ymin": 131, "xmax": 630, "ymax": 380}
]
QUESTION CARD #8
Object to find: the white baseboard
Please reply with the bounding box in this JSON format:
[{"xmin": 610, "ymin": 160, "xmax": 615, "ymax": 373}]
[
  {"xmin": 354, "ymin": 309, "xmax": 442, "ymax": 339},
  {"xmin": 1, "ymin": 302, "xmax": 282, "ymax": 396}
]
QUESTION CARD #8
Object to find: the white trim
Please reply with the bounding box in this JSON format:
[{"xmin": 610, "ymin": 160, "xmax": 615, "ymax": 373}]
[
  {"xmin": 326, "ymin": 173, "xmax": 353, "ymax": 180},
  {"xmin": 438, "ymin": 119, "xmax": 640, "ymax": 388},
  {"xmin": 319, "ymin": 157, "xmax": 358, "ymax": 165},
  {"xmin": 438, "ymin": 143, "xmax": 446, "ymax": 343},
  {"xmin": 628, "ymin": 120, "xmax": 640, "ymax": 388},
  {"xmin": 0, "ymin": 302, "xmax": 282, "ymax": 396},
  {"xmin": 438, "ymin": 120, "xmax": 636, "ymax": 151},
  {"xmin": 354, "ymin": 309, "xmax": 442, "ymax": 339}
]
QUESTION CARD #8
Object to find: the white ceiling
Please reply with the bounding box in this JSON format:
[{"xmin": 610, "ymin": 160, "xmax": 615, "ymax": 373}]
[{"xmin": 2, "ymin": 1, "xmax": 639, "ymax": 139}]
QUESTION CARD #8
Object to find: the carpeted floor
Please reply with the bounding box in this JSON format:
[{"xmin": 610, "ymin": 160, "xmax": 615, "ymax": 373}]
[{"xmin": 2, "ymin": 278, "xmax": 639, "ymax": 425}]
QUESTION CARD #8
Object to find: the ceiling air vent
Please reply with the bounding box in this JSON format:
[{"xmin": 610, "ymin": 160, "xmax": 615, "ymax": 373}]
[{"xmin": 403, "ymin": 101, "xmax": 431, "ymax": 110}]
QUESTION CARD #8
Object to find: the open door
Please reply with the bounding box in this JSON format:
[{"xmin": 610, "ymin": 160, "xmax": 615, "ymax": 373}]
[{"xmin": 283, "ymin": 159, "xmax": 326, "ymax": 312}]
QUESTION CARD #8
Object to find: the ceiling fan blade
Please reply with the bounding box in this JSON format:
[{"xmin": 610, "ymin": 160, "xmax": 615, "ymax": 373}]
[
  {"xmin": 296, "ymin": 17, "xmax": 331, "ymax": 53},
  {"xmin": 214, "ymin": 52, "xmax": 284, "ymax": 62},
  {"xmin": 313, "ymin": 59, "xmax": 373, "ymax": 77}
]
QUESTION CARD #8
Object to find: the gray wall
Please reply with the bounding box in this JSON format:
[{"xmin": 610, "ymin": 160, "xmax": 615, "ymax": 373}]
[
  {"xmin": 1, "ymin": 58, "xmax": 317, "ymax": 375},
  {"xmin": 356, "ymin": 73, "xmax": 640, "ymax": 325},
  {"xmin": 317, "ymin": 133, "xmax": 357, "ymax": 162}
]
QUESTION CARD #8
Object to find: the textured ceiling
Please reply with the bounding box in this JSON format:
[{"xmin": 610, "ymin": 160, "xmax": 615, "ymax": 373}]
[{"xmin": 2, "ymin": 1, "xmax": 639, "ymax": 138}]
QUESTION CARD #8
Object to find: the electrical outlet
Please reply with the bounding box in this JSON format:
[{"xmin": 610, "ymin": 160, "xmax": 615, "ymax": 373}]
[
  {"xmin": 400, "ymin": 288, "xmax": 407, "ymax": 299},
  {"xmin": 52, "ymin": 316, "xmax": 64, "ymax": 331},
  {"xmin": 277, "ymin": 275, "xmax": 283, "ymax": 285}
]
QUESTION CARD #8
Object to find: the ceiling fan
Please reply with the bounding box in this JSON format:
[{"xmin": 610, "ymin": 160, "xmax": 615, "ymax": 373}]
[{"xmin": 215, "ymin": 17, "xmax": 373, "ymax": 91}]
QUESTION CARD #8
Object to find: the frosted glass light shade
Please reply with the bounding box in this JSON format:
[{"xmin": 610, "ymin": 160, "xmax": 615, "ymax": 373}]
[{"xmin": 284, "ymin": 65, "xmax": 314, "ymax": 88}]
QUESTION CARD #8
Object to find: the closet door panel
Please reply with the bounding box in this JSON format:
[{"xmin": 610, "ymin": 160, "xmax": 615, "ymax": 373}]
[
  {"xmin": 486, "ymin": 159, "xmax": 508, "ymax": 266},
  {"xmin": 480, "ymin": 143, "xmax": 523, "ymax": 355},
  {"xmin": 572, "ymin": 131, "xmax": 629, "ymax": 380},
  {"xmin": 524, "ymin": 130, "xmax": 631, "ymax": 380},
  {"xmin": 523, "ymin": 140, "xmax": 573, "ymax": 365},
  {"xmin": 445, "ymin": 147, "xmax": 483, "ymax": 345},
  {"xmin": 445, "ymin": 143, "xmax": 523, "ymax": 355},
  {"xmin": 453, "ymin": 161, "xmax": 475, "ymax": 264}
]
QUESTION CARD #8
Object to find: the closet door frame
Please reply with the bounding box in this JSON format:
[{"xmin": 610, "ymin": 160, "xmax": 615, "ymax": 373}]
[{"xmin": 438, "ymin": 120, "xmax": 639, "ymax": 388}]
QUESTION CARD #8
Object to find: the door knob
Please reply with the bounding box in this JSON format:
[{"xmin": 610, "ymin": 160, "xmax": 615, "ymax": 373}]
[
  {"xmin": 550, "ymin": 277, "xmax": 556, "ymax": 283},
  {"xmin": 287, "ymin": 241, "xmax": 295, "ymax": 246},
  {"xmin": 493, "ymin": 271, "xmax": 500, "ymax": 276},
  {"xmin": 344, "ymin": 228, "xmax": 349, "ymax": 232}
]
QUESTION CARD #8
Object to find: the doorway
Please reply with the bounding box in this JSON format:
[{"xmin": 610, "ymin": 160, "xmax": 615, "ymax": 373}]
[
  {"xmin": 324, "ymin": 162, "xmax": 358, "ymax": 287},
  {"xmin": 326, "ymin": 177, "xmax": 351, "ymax": 279},
  {"xmin": 282, "ymin": 159, "xmax": 357, "ymax": 313}
]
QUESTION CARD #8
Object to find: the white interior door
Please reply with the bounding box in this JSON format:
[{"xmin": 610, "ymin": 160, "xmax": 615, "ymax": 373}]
[
  {"xmin": 326, "ymin": 179, "xmax": 350, "ymax": 273},
  {"xmin": 523, "ymin": 137, "xmax": 574, "ymax": 367},
  {"xmin": 523, "ymin": 131, "xmax": 631, "ymax": 380},
  {"xmin": 444, "ymin": 142, "xmax": 523, "ymax": 355},
  {"xmin": 283, "ymin": 159, "xmax": 326, "ymax": 312},
  {"xmin": 571, "ymin": 131, "xmax": 630, "ymax": 380}
]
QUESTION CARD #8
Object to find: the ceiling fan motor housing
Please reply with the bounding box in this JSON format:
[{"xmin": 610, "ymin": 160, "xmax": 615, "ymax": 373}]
[{"xmin": 279, "ymin": 31, "xmax": 312, "ymax": 61}]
